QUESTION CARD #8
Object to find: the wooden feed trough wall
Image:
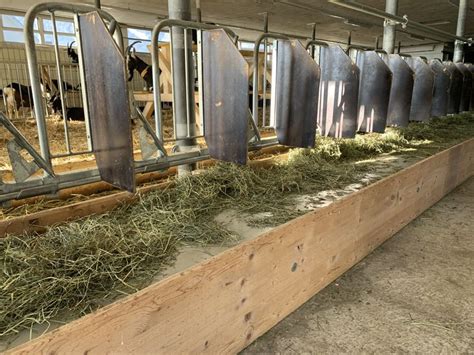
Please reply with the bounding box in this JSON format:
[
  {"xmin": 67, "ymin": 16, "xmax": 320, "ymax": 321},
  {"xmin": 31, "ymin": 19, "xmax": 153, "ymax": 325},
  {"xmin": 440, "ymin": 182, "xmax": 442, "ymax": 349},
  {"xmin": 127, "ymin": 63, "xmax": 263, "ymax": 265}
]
[{"xmin": 8, "ymin": 138, "xmax": 474, "ymax": 354}]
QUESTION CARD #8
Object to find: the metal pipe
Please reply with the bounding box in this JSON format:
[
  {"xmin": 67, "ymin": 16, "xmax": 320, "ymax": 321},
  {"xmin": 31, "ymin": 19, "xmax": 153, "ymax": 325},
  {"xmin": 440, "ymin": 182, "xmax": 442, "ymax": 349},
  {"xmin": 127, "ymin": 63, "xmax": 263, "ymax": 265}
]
[
  {"xmin": 196, "ymin": 0, "xmax": 202, "ymax": 22},
  {"xmin": 309, "ymin": 23, "xmax": 316, "ymax": 59},
  {"xmin": 252, "ymin": 33, "xmax": 288, "ymax": 125},
  {"xmin": 329, "ymin": 0, "xmax": 473, "ymax": 44},
  {"xmin": 382, "ymin": 0, "xmax": 398, "ymax": 54},
  {"xmin": 94, "ymin": 0, "xmax": 101, "ymax": 9},
  {"xmin": 168, "ymin": 0, "xmax": 196, "ymax": 176},
  {"xmin": 261, "ymin": 12, "xmax": 269, "ymax": 127},
  {"xmin": 51, "ymin": 11, "xmax": 72, "ymax": 154},
  {"xmin": 453, "ymin": 0, "xmax": 468, "ymax": 63}
]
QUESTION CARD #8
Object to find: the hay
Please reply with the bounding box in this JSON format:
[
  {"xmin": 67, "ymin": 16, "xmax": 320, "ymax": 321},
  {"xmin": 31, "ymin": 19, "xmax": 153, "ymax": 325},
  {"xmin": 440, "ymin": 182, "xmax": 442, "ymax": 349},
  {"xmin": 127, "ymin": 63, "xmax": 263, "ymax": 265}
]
[{"xmin": 1, "ymin": 113, "xmax": 473, "ymax": 340}]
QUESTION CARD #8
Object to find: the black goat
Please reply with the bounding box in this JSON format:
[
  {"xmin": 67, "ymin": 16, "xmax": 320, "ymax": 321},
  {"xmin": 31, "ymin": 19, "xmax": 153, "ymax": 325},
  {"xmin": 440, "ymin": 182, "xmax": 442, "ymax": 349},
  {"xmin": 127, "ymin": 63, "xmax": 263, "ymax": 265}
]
[
  {"xmin": 49, "ymin": 93, "xmax": 84, "ymax": 121},
  {"xmin": 126, "ymin": 41, "xmax": 157, "ymax": 90},
  {"xmin": 67, "ymin": 42, "xmax": 79, "ymax": 64}
]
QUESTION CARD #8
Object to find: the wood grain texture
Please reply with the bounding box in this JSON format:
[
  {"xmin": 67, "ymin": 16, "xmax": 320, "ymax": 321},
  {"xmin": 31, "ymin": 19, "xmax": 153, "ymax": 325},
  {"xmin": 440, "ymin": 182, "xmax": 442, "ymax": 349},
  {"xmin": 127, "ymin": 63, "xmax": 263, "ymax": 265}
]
[{"xmin": 8, "ymin": 138, "xmax": 474, "ymax": 354}]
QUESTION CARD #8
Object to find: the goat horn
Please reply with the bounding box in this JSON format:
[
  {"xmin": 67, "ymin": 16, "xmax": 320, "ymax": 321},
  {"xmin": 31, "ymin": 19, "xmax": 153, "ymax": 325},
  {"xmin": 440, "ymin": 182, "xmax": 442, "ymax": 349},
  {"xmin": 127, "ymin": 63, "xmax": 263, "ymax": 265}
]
[
  {"xmin": 68, "ymin": 41, "xmax": 76, "ymax": 50},
  {"xmin": 126, "ymin": 40, "xmax": 142, "ymax": 54}
]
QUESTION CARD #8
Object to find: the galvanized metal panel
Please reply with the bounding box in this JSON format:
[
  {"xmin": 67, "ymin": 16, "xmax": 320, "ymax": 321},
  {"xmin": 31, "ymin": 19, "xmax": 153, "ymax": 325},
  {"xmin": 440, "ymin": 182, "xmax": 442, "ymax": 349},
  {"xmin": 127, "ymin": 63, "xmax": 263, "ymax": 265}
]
[
  {"xmin": 406, "ymin": 57, "xmax": 434, "ymax": 122},
  {"xmin": 384, "ymin": 54, "xmax": 414, "ymax": 127},
  {"xmin": 318, "ymin": 45, "xmax": 359, "ymax": 138},
  {"xmin": 272, "ymin": 40, "xmax": 320, "ymax": 147},
  {"xmin": 444, "ymin": 61, "xmax": 463, "ymax": 114},
  {"xmin": 202, "ymin": 29, "xmax": 248, "ymax": 165},
  {"xmin": 356, "ymin": 51, "xmax": 392, "ymax": 133},
  {"xmin": 79, "ymin": 12, "xmax": 135, "ymax": 192},
  {"xmin": 429, "ymin": 59, "xmax": 451, "ymax": 117},
  {"xmin": 455, "ymin": 63, "xmax": 473, "ymax": 112}
]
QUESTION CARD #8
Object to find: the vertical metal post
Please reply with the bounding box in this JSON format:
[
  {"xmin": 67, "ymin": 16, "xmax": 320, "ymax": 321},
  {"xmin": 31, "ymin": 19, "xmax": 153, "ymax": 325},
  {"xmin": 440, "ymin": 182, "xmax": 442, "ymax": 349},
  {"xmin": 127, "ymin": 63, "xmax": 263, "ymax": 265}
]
[
  {"xmin": 196, "ymin": 0, "xmax": 202, "ymax": 23},
  {"xmin": 382, "ymin": 0, "xmax": 398, "ymax": 54},
  {"xmin": 261, "ymin": 12, "xmax": 269, "ymax": 127},
  {"xmin": 168, "ymin": 0, "xmax": 196, "ymax": 175},
  {"xmin": 310, "ymin": 23, "xmax": 316, "ymax": 59},
  {"xmin": 24, "ymin": 9, "xmax": 52, "ymax": 167},
  {"xmin": 94, "ymin": 0, "xmax": 101, "ymax": 9},
  {"xmin": 196, "ymin": 0, "xmax": 205, "ymax": 136},
  {"xmin": 51, "ymin": 12, "xmax": 72, "ymax": 153},
  {"xmin": 453, "ymin": 0, "xmax": 468, "ymax": 63},
  {"xmin": 74, "ymin": 14, "xmax": 93, "ymax": 151}
]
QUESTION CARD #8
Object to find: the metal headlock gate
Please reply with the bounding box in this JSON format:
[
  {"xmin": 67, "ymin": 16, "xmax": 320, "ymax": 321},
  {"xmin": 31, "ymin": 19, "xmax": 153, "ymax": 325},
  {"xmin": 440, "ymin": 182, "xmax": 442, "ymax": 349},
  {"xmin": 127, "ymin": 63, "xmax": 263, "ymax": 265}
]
[
  {"xmin": 455, "ymin": 63, "xmax": 473, "ymax": 113},
  {"xmin": 351, "ymin": 48, "xmax": 392, "ymax": 133},
  {"xmin": 384, "ymin": 54, "xmax": 414, "ymax": 127},
  {"xmin": 444, "ymin": 61, "xmax": 463, "ymax": 115},
  {"xmin": 316, "ymin": 44, "xmax": 359, "ymax": 138},
  {"xmin": 429, "ymin": 59, "xmax": 451, "ymax": 118},
  {"xmin": 406, "ymin": 57, "xmax": 435, "ymax": 122}
]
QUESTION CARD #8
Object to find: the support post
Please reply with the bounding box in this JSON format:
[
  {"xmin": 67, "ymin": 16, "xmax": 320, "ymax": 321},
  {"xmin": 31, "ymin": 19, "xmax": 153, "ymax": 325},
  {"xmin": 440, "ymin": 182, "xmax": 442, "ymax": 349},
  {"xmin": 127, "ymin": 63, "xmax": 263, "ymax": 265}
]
[
  {"xmin": 94, "ymin": 0, "xmax": 101, "ymax": 9},
  {"xmin": 168, "ymin": 0, "xmax": 197, "ymax": 176},
  {"xmin": 453, "ymin": 0, "xmax": 468, "ymax": 63},
  {"xmin": 382, "ymin": 0, "xmax": 398, "ymax": 54}
]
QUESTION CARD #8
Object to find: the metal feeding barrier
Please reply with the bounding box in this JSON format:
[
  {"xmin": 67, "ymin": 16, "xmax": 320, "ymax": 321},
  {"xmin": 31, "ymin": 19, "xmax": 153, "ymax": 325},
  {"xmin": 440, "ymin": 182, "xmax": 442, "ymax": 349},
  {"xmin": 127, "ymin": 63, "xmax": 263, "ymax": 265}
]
[
  {"xmin": 313, "ymin": 42, "xmax": 360, "ymax": 138},
  {"xmin": 429, "ymin": 59, "xmax": 451, "ymax": 118},
  {"xmin": 384, "ymin": 54, "xmax": 414, "ymax": 127},
  {"xmin": 444, "ymin": 61, "xmax": 463, "ymax": 115},
  {"xmin": 1, "ymin": 1, "xmax": 473, "ymax": 205},
  {"xmin": 455, "ymin": 63, "xmax": 473, "ymax": 113},
  {"xmin": 270, "ymin": 39, "xmax": 320, "ymax": 148},
  {"xmin": 350, "ymin": 47, "xmax": 392, "ymax": 133},
  {"xmin": 406, "ymin": 57, "xmax": 435, "ymax": 122}
]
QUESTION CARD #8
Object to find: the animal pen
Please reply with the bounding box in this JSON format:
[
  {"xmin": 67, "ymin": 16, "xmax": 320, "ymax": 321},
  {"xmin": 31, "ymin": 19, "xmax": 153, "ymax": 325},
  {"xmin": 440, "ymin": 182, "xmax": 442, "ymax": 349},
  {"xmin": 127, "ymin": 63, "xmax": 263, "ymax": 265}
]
[{"xmin": 0, "ymin": 0, "xmax": 473, "ymax": 353}]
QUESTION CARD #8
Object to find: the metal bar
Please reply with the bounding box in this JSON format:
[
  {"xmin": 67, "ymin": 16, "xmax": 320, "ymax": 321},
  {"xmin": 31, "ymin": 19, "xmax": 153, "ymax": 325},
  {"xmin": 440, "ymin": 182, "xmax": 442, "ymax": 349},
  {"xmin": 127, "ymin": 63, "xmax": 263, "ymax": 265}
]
[
  {"xmin": 134, "ymin": 104, "xmax": 167, "ymax": 156},
  {"xmin": 329, "ymin": 0, "xmax": 473, "ymax": 44},
  {"xmin": 196, "ymin": 0, "xmax": 202, "ymax": 22},
  {"xmin": 382, "ymin": 0, "xmax": 398, "ymax": 54},
  {"xmin": 0, "ymin": 112, "xmax": 55, "ymax": 177},
  {"xmin": 261, "ymin": 13, "xmax": 269, "ymax": 127},
  {"xmin": 51, "ymin": 11, "xmax": 72, "ymax": 154},
  {"xmin": 74, "ymin": 14, "xmax": 93, "ymax": 151},
  {"xmin": 183, "ymin": 27, "xmax": 192, "ymax": 138},
  {"xmin": 94, "ymin": 0, "xmax": 101, "ymax": 9},
  {"xmin": 252, "ymin": 33, "xmax": 288, "ymax": 125},
  {"xmin": 0, "ymin": 136, "xmax": 279, "ymax": 203},
  {"xmin": 168, "ymin": 0, "xmax": 196, "ymax": 175},
  {"xmin": 453, "ymin": 0, "xmax": 468, "ymax": 63},
  {"xmin": 310, "ymin": 23, "xmax": 316, "ymax": 59}
]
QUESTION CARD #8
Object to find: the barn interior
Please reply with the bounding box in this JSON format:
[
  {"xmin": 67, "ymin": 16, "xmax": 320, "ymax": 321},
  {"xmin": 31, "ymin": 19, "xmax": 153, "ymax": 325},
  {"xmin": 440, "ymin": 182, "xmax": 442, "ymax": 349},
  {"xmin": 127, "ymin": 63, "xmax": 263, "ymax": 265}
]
[{"xmin": 0, "ymin": 0, "xmax": 473, "ymax": 353}]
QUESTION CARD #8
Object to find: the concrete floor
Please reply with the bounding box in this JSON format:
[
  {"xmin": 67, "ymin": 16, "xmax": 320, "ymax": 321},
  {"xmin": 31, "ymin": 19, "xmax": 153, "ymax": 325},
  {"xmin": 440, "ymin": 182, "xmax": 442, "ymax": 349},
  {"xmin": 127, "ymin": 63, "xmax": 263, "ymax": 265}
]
[{"xmin": 242, "ymin": 177, "xmax": 474, "ymax": 354}]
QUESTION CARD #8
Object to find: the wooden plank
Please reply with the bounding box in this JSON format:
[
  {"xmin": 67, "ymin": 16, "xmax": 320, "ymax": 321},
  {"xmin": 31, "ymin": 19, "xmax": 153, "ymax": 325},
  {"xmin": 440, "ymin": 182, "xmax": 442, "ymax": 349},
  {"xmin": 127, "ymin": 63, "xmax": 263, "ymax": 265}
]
[
  {"xmin": 8, "ymin": 139, "xmax": 473, "ymax": 355},
  {"xmin": 0, "ymin": 180, "xmax": 173, "ymax": 237}
]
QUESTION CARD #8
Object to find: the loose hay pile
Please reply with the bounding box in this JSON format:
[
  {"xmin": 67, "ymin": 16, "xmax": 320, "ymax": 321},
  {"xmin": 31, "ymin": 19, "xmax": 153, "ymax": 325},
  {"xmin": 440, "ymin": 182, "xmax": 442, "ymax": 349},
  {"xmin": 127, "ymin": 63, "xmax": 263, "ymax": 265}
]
[{"xmin": 1, "ymin": 113, "xmax": 473, "ymax": 340}]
